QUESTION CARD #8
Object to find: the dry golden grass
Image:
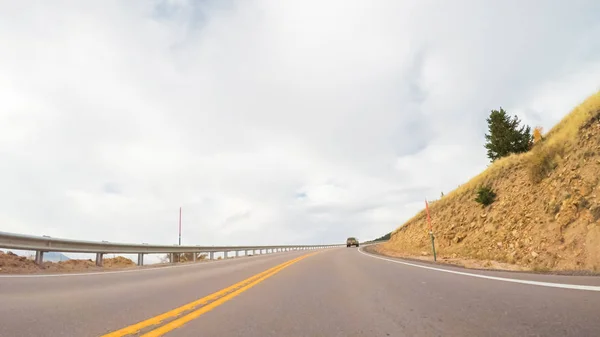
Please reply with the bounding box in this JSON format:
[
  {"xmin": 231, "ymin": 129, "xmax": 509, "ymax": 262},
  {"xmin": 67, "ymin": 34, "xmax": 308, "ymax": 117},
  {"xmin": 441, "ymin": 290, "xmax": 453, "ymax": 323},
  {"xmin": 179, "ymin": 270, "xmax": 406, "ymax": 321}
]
[
  {"xmin": 544, "ymin": 91, "xmax": 600, "ymax": 147},
  {"xmin": 533, "ymin": 126, "xmax": 544, "ymax": 144},
  {"xmin": 526, "ymin": 91, "xmax": 600, "ymax": 183},
  {"xmin": 528, "ymin": 144, "xmax": 564, "ymax": 183}
]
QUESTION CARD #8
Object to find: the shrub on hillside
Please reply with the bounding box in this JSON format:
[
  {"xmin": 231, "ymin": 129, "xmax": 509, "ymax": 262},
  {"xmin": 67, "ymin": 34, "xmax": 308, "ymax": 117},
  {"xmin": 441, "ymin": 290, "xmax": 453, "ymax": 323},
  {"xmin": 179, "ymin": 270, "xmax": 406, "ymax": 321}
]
[
  {"xmin": 475, "ymin": 185, "xmax": 496, "ymax": 206},
  {"xmin": 528, "ymin": 145, "xmax": 562, "ymax": 183},
  {"xmin": 484, "ymin": 108, "xmax": 533, "ymax": 161},
  {"xmin": 533, "ymin": 126, "xmax": 544, "ymax": 144}
]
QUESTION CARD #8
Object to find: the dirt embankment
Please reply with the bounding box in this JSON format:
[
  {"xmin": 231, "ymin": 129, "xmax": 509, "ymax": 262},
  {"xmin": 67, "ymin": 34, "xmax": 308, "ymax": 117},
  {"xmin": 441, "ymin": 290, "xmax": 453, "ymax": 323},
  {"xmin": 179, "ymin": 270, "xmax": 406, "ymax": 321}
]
[
  {"xmin": 0, "ymin": 251, "xmax": 136, "ymax": 274},
  {"xmin": 382, "ymin": 91, "xmax": 600, "ymax": 272}
]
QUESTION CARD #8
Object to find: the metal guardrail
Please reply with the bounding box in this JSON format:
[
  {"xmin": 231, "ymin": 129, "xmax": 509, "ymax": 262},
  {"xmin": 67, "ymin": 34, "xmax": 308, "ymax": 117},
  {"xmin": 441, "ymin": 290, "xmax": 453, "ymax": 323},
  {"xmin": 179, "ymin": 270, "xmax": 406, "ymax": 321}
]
[{"xmin": 0, "ymin": 231, "xmax": 343, "ymax": 267}]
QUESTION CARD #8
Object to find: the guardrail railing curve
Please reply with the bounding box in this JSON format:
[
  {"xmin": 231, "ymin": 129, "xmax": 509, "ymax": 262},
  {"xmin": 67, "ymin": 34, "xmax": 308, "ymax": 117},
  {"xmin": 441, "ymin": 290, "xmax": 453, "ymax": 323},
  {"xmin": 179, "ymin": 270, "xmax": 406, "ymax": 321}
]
[{"xmin": 0, "ymin": 231, "xmax": 343, "ymax": 267}]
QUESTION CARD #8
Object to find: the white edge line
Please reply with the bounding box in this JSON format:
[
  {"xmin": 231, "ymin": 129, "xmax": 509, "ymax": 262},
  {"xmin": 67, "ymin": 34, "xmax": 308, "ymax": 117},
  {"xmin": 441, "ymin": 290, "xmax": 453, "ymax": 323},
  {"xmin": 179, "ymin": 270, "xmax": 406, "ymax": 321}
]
[
  {"xmin": 0, "ymin": 251, "xmax": 299, "ymax": 279},
  {"xmin": 358, "ymin": 247, "xmax": 600, "ymax": 292}
]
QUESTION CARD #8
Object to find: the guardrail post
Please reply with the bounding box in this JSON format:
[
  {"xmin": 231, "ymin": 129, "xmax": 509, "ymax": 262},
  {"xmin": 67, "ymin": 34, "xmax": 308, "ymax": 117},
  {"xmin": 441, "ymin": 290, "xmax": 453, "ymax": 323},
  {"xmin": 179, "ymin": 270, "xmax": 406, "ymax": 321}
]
[
  {"xmin": 95, "ymin": 253, "xmax": 104, "ymax": 267},
  {"xmin": 137, "ymin": 253, "xmax": 144, "ymax": 266},
  {"xmin": 35, "ymin": 251, "xmax": 44, "ymax": 265}
]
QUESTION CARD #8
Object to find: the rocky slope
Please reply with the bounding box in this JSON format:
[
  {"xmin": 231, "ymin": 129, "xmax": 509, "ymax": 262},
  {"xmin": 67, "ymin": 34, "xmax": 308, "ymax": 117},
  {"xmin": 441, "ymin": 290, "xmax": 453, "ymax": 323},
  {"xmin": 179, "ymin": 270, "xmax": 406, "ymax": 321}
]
[{"xmin": 381, "ymin": 91, "xmax": 600, "ymax": 272}]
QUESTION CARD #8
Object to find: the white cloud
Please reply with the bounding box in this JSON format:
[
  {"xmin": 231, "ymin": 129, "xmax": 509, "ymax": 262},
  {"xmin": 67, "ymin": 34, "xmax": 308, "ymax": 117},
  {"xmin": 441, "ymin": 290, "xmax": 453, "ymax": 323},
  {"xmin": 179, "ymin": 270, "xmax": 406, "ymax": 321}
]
[{"xmin": 0, "ymin": 0, "xmax": 599, "ymax": 248}]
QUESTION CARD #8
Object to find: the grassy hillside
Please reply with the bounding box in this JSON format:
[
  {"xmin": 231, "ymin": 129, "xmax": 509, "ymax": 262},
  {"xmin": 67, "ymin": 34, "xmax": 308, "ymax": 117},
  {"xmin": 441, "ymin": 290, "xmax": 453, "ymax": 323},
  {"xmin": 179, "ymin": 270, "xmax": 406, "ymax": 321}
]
[{"xmin": 382, "ymin": 91, "xmax": 600, "ymax": 271}]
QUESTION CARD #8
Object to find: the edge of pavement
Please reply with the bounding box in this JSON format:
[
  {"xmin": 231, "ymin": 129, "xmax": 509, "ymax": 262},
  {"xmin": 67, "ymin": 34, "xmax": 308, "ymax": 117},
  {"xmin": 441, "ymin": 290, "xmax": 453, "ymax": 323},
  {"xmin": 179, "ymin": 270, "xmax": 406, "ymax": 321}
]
[
  {"xmin": 362, "ymin": 243, "xmax": 600, "ymax": 277},
  {"xmin": 359, "ymin": 244, "xmax": 600, "ymax": 291}
]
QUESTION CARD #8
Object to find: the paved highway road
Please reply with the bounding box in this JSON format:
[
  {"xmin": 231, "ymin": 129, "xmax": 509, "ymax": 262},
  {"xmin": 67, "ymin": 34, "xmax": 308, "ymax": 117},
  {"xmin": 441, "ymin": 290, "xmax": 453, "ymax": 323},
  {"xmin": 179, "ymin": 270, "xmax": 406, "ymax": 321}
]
[{"xmin": 1, "ymin": 247, "xmax": 600, "ymax": 336}]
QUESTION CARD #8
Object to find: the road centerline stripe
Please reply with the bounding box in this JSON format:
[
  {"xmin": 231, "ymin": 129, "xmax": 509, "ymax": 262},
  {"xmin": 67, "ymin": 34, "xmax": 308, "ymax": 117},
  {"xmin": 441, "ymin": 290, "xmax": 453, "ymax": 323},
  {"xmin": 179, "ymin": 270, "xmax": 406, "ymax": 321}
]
[
  {"xmin": 358, "ymin": 247, "xmax": 600, "ymax": 292},
  {"xmin": 140, "ymin": 252, "xmax": 317, "ymax": 337},
  {"xmin": 102, "ymin": 252, "xmax": 317, "ymax": 337}
]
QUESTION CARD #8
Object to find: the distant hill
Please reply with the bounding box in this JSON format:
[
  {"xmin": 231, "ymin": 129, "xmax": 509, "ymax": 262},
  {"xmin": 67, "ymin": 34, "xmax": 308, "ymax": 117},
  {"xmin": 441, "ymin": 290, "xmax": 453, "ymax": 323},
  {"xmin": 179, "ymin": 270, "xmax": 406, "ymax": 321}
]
[
  {"xmin": 43, "ymin": 252, "xmax": 71, "ymax": 262},
  {"xmin": 373, "ymin": 233, "xmax": 391, "ymax": 242}
]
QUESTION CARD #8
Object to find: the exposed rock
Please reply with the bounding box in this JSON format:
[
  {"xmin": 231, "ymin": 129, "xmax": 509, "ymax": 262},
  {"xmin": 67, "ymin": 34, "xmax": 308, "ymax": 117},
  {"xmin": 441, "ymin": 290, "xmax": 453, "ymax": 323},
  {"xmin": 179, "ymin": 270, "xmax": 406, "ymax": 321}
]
[
  {"xmin": 453, "ymin": 233, "xmax": 467, "ymax": 243},
  {"xmin": 589, "ymin": 205, "xmax": 600, "ymax": 222},
  {"xmin": 531, "ymin": 251, "xmax": 539, "ymax": 258}
]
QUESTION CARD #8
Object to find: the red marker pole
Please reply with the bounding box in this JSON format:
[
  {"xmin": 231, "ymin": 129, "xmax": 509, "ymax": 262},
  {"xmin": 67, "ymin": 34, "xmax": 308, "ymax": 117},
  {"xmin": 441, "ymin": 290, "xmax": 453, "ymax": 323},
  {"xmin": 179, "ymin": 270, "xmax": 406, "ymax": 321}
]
[
  {"xmin": 178, "ymin": 207, "xmax": 182, "ymax": 246},
  {"xmin": 425, "ymin": 199, "xmax": 436, "ymax": 261}
]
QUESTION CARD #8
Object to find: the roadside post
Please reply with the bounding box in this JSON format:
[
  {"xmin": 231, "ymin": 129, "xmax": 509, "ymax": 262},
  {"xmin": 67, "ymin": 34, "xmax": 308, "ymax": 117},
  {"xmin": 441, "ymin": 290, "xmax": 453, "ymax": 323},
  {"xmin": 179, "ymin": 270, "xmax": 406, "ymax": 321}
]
[
  {"xmin": 425, "ymin": 199, "xmax": 437, "ymax": 262},
  {"xmin": 179, "ymin": 207, "xmax": 182, "ymax": 246}
]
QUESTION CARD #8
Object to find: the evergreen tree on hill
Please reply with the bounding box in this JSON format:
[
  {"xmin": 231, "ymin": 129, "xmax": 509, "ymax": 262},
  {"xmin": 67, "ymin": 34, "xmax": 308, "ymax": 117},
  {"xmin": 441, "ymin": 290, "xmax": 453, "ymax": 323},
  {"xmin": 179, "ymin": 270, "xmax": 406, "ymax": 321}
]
[{"xmin": 484, "ymin": 108, "xmax": 532, "ymax": 161}]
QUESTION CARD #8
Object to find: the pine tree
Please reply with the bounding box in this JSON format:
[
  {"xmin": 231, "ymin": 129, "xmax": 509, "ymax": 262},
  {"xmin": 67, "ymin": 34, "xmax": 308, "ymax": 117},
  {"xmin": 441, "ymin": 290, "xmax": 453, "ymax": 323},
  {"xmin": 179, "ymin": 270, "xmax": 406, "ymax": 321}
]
[{"xmin": 484, "ymin": 108, "xmax": 532, "ymax": 161}]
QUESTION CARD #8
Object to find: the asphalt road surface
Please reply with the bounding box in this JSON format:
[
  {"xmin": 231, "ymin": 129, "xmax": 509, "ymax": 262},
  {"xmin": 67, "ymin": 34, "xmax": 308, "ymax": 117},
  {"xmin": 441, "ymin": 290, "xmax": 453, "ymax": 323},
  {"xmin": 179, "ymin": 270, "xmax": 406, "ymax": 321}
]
[{"xmin": 1, "ymin": 247, "xmax": 600, "ymax": 337}]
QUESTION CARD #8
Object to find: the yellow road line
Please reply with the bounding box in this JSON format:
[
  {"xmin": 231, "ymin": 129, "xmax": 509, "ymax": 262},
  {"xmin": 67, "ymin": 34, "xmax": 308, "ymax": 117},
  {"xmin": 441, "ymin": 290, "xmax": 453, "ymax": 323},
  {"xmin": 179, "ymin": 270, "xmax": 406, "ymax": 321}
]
[
  {"xmin": 102, "ymin": 252, "xmax": 316, "ymax": 337},
  {"xmin": 140, "ymin": 252, "xmax": 316, "ymax": 337}
]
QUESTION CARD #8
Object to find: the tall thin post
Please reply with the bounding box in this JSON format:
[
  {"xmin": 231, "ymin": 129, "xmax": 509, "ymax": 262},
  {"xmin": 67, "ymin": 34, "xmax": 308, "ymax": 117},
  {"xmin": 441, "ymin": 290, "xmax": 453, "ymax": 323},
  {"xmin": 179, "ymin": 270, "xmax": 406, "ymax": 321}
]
[
  {"xmin": 179, "ymin": 207, "xmax": 182, "ymax": 246},
  {"xmin": 425, "ymin": 199, "xmax": 437, "ymax": 262}
]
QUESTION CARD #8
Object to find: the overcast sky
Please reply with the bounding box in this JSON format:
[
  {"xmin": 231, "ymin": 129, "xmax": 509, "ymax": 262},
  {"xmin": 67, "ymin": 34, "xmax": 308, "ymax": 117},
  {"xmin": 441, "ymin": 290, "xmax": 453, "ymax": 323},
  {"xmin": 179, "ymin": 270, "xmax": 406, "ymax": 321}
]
[{"xmin": 1, "ymin": 0, "xmax": 599, "ymax": 247}]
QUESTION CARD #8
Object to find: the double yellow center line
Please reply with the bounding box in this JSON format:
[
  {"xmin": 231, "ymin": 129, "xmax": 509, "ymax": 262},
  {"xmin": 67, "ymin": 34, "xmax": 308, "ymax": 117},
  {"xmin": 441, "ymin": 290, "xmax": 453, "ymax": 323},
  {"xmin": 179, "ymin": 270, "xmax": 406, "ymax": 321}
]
[{"xmin": 102, "ymin": 252, "xmax": 317, "ymax": 337}]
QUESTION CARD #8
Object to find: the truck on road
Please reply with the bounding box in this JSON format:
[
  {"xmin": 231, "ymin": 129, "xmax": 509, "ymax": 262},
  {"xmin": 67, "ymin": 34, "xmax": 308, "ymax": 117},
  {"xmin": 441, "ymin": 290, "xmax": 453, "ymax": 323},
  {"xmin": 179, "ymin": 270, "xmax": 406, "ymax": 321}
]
[{"xmin": 346, "ymin": 237, "xmax": 359, "ymax": 247}]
